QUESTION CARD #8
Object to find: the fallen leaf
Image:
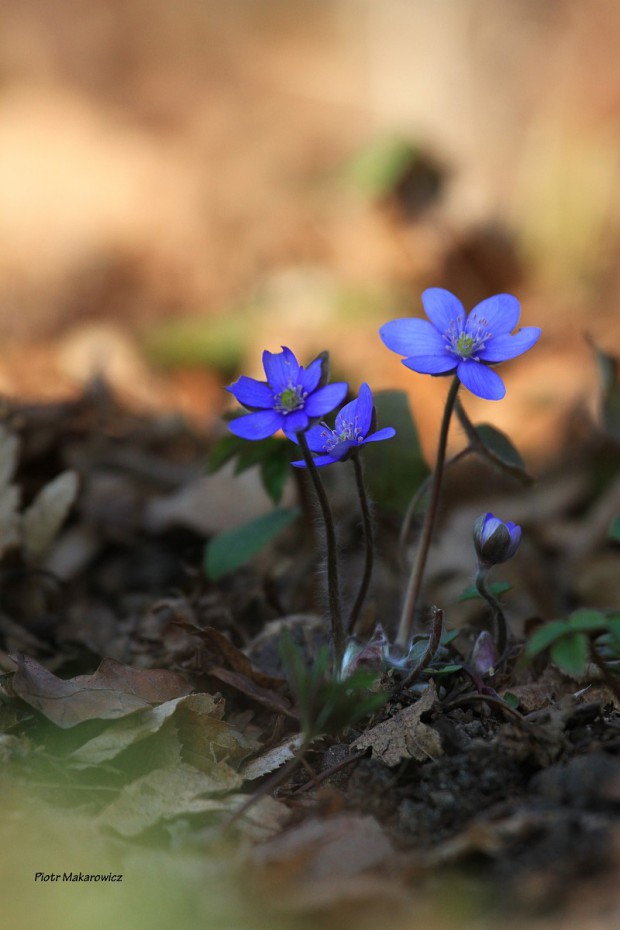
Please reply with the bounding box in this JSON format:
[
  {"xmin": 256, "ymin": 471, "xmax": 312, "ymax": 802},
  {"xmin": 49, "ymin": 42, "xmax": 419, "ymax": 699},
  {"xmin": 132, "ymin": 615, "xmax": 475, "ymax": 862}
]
[
  {"xmin": 250, "ymin": 813, "xmax": 397, "ymax": 883},
  {"xmin": 240, "ymin": 735, "xmax": 305, "ymax": 781},
  {"xmin": 98, "ymin": 762, "xmax": 243, "ymax": 836},
  {"xmin": 207, "ymin": 666, "xmax": 297, "ymax": 719},
  {"xmin": 10, "ymin": 653, "xmax": 192, "ymax": 728},
  {"xmin": 173, "ymin": 623, "xmax": 286, "ymax": 691},
  {"xmin": 71, "ymin": 693, "xmax": 221, "ymax": 765},
  {"xmin": 352, "ymin": 684, "xmax": 443, "ymax": 766},
  {"xmin": 22, "ymin": 469, "xmax": 79, "ymax": 561}
]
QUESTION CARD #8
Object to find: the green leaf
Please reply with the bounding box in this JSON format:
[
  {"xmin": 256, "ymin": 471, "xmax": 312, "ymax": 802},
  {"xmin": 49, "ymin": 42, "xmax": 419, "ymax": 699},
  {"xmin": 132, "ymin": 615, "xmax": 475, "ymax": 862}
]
[
  {"xmin": 259, "ymin": 443, "xmax": 293, "ymax": 504},
  {"xmin": 208, "ymin": 435, "xmax": 292, "ymax": 505},
  {"xmin": 567, "ymin": 609, "xmax": 609, "ymax": 633},
  {"xmin": 425, "ymin": 664, "xmax": 462, "ymax": 676},
  {"xmin": 592, "ymin": 343, "xmax": 620, "ymax": 444},
  {"xmin": 502, "ymin": 692, "xmax": 520, "ymax": 709},
  {"xmin": 204, "ymin": 508, "xmax": 300, "ymax": 580},
  {"xmin": 610, "ymin": 516, "xmax": 620, "ymax": 543},
  {"xmin": 525, "ymin": 620, "xmax": 572, "ymax": 657},
  {"xmin": 550, "ymin": 632, "xmax": 589, "ymax": 677},
  {"xmin": 207, "ymin": 432, "xmax": 248, "ymax": 474},
  {"xmin": 471, "ymin": 424, "xmax": 531, "ymax": 482},
  {"xmin": 363, "ymin": 390, "xmax": 429, "ymax": 514},
  {"xmin": 458, "ymin": 581, "xmax": 512, "ymax": 602}
]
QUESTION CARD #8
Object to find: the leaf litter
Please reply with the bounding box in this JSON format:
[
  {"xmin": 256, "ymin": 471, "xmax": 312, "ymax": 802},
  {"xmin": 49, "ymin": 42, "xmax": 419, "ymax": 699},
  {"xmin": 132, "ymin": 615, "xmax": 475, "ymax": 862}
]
[{"xmin": 1, "ymin": 389, "xmax": 620, "ymax": 930}]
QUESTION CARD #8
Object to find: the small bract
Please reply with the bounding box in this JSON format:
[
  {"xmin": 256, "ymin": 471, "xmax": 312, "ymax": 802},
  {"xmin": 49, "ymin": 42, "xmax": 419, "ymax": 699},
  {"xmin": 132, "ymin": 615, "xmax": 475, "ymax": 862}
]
[{"xmin": 380, "ymin": 287, "xmax": 541, "ymax": 400}]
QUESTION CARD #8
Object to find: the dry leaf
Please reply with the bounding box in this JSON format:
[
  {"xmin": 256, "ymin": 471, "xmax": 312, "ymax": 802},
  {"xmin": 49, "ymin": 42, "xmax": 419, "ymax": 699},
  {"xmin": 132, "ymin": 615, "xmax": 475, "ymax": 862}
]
[
  {"xmin": 22, "ymin": 469, "xmax": 79, "ymax": 561},
  {"xmin": 72, "ymin": 693, "xmax": 221, "ymax": 765},
  {"xmin": 99, "ymin": 761, "xmax": 243, "ymax": 836},
  {"xmin": 240, "ymin": 735, "xmax": 305, "ymax": 781},
  {"xmin": 250, "ymin": 813, "xmax": 397, "ymax": 883},
  {"xmin": 352, "ymin": 684, "xmax": 443, "ymax": 766},
  {"xmin": 10, "ymin": 653, "xmax": 192, "ymax": 728},
  {"xmin": 0, "ymin": 429, "xmax": 21, "ymax": 556}
]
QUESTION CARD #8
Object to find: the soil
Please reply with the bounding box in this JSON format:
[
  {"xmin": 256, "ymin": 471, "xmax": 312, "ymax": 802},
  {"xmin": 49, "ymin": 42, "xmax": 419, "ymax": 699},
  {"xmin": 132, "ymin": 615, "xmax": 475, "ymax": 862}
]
[{"xmin": 1, "ymin": 386, "xmax": 619, "ymax": 930}]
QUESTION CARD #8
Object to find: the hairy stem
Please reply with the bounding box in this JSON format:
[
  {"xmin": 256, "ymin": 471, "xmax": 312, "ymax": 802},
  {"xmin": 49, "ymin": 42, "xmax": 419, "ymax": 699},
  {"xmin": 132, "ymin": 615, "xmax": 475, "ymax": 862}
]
[
  {"xmin": 475, "ymin": 568, "xmax": 508, "ymax": 658},
  {"xmin": 401, "ymin": 606, "xmax": 444, "ymax": 688},
  {"xmin": 347, "ymin": 454, "xmax": 374, "ymax": 635},
  {"xmin": 396, "ymin": 376, "xmax": 460, "ymax": 648},
  {"xmin": 296, "ymin": 431, "xmax": 345, "ymax": 669}
]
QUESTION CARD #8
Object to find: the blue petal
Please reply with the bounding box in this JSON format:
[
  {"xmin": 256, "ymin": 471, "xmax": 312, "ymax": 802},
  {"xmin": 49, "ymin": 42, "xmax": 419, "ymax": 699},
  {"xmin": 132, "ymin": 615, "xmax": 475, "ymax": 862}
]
[
  {"xmin": 481, "ymin": 514, "xmax": 502, "ymax": 542},
  {"xmin": 468, "ymin": 294, "xmax": 520, "ymax": 337},
  {"xmin": 301, "ymin": 356, "xmax": 324, "ymax": 393},
  {"xmin": 362, "ymin": 427, "xmax": 396, "ymax": 444},
  {"xmin": 304, "ymin": 424, "xmax": 331, "ymax": 452},
  {"xmin": 291, "ymin": 453, "xmax": 338, "ymax": 468},
  {"xmin": 305, "ymin": 382, "xmax": 348, "ymax": 417},
  {"xmin": 354, "ymin": 383, "xmax": 373, "ymax": 435},
  {"xmin": 421, "ymin": 288, "xmax": 466, "ymax": 332},
  {"xmin": 226, "ymin": 376, "xmax": 274, "ymax": 409},
  {"xmin": 456, "ymin": 359, "xmax": 506, "ymax": 400},
  {"xmin": 334, "ymin": 396, "xmax": 359, "ymax": 432},
  {"xmin": 478, "ymin": 326, "xmax": 541, "ymax": 363},
  {"xmin": 282, "ymin": 410, "xmax": 309, "ymax": 437},
  {"xmin": 262, "ymin": 346, "xmax": 300, "ymax": 390},
  {"xmin": 402, "ymin": 353, "xmax": 456, "ymax": 374},
  {"xmin": 229, "ymin": 409, "xmax": 283, "ymax": 440},
  {"xmin": 380, "ymin": 318, "xmax": 445, "ymax": 357},
  {"xmin": 336, "ymin": 383, "xmax": 371, "ymax": 436}
]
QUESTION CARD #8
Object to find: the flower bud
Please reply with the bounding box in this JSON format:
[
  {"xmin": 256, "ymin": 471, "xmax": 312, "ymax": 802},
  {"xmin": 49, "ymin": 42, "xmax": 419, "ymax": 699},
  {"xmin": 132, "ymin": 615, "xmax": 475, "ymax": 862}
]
[{"xmin": 473, "ymin": 512, "xmax": 521, "ymax": 568}]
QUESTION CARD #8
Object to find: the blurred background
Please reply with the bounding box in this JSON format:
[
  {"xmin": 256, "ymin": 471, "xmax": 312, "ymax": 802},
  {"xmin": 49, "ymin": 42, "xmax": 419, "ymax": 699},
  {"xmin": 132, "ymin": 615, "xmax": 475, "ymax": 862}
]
[{"xmin": 0, "ymin": 0, "xmax": 618, "ymax": 462}]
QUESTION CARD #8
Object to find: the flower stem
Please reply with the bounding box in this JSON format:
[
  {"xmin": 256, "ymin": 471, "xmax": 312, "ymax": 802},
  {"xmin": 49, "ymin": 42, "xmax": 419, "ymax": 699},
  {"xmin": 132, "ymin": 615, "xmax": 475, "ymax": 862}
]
[
  {"xmin": 396, "ymin": 376, "xmax": 460, "ymax": 648},
  {"xmin": 296, "ymin": 431, "xmax": 345, "ymax": 669},
  {"xmin": 400, "ymin": 606, "xmax": 444, "ymax": 688},
  {"xmin": 347, "ymin": 454, "xmax": 374, "ymax": 635},
  {"xmin": 475, "ymin": 567, "xmax": 508, "ymax": 658}
]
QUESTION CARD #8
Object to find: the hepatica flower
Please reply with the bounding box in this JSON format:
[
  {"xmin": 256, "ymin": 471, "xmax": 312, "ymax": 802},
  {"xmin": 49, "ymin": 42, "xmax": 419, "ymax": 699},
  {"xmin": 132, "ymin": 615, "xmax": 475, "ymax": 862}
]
[
  {"xmin": 380, "ymin": 288, "xmax": 541, "ymax": 400},
  {"xmin": 292, "ymin": 382, "xmax": 395, "ymax": 467},
  {"xmin": 473, "ymin": 512, "xmax": 521, "ymax": 568},
  {"xmin": 227, "ymin": 346, "xmax": 347, "ymax": 441}
]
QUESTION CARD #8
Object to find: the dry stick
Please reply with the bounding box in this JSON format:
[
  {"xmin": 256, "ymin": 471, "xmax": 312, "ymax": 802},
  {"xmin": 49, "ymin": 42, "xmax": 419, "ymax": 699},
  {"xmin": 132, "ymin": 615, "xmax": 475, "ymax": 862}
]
[
  {"xmin": 296, "ymin": 430, "xmax": 345, "ymax": 670},
  {"xmin": 290, "ymin": 749, "xmax": 369, "ymax": 796},
  {"xmin": 396, "ymin": 377, "xmax": 460, "ymax": 649},
  {"xmin": 347, "ymin": 454, "xmax": 374, "ymax": 635}
]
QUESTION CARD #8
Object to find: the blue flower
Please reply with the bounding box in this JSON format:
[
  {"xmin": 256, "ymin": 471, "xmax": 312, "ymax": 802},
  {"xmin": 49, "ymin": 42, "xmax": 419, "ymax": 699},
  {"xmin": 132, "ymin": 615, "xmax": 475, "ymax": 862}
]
[
  {"xmin": 227, "ymin": 346, "xmax": 347, "ymax": 441},
  {"xmin": 292, "ymin": 382, "xmax": 396, "ymax": 467},
  {"xmin": 473, "ymin": 512, "xmax": 521, "ymax": 567},
  {"xmin": 380, "ymin": 288, "xmax": 541, "ymax": 400}
]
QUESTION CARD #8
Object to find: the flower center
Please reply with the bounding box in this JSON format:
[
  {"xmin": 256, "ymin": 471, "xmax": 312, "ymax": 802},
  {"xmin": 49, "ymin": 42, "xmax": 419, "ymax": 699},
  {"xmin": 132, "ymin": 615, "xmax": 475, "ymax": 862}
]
[
  {"xmin": 444, "ymin": 313, "xmax": 491, "ymax": 361},
  {"xmin": 274, "ymin": 383, "xmax": 307, "ymax": 414},
  {"xmin": 320, "ymin": 417, "xmax": 364, "ymax": 453}
]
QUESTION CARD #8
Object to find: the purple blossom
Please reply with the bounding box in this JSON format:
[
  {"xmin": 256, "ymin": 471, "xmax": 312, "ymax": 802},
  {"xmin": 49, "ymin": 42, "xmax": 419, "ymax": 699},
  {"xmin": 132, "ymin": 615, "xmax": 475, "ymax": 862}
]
[
  {"xmin": 226, "ymin": 347, "xmax": 347, "ymax": 441},
  {"xmin": 291, "ymin": 382, "xmax": 396, "ymax": 467},
  {"xmin": 379, "ymin": 288, "xmax": 541, "ymax": 400},
  {"xmin": 473, "ymin": 512, "xmax": 522, "ymax": 567}
]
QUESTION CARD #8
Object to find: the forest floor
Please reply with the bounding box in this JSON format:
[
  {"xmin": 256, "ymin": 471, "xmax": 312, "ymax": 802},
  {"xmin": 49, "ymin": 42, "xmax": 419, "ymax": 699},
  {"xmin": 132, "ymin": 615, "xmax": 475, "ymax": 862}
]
[{"xmin": 1, "ymin": 381, "xmax": 619, "ymax": 930}]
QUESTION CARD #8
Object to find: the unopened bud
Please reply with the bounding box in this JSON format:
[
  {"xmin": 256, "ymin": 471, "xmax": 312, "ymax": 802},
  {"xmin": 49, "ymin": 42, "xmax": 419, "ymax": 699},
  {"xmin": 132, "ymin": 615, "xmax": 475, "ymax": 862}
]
[{"xmin": 473, "ymin": 512, "xmax": 521, "ymax": 568}]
